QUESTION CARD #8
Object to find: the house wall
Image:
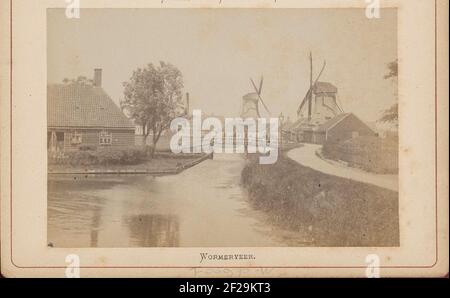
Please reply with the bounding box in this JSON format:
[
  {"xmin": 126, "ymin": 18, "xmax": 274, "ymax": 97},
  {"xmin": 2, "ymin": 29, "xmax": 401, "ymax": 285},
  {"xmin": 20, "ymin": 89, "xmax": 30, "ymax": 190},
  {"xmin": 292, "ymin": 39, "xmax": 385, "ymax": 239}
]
[
  {"xmin": 48, "ymin": 128, "xmax": 135, "ymax": 151},
  {"xmin": 326, "ymin": 114, "xmax": 376, "ymax": 143},
  {"xmin": 302, "ymin": 130, "xmax": 314, "ymax": 143},
  {"xmin": 313, "ymin": 132, "xmax": 326, "ymax": 144}
]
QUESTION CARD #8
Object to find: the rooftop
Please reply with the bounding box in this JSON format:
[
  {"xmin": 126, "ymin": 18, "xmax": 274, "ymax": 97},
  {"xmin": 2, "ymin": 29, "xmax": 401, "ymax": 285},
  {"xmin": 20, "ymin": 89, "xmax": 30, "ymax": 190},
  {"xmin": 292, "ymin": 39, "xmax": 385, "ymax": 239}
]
[
  {"xmin": 316, "ymin": 113, "xmax": 351, "ymax": 132},
  {"xmin": 313, "ymin": 81, "xmax": 338, "ymax": 94},
  {"xmin": 47, "ymin": 84, "xmax": 134, "ymax": 129}
]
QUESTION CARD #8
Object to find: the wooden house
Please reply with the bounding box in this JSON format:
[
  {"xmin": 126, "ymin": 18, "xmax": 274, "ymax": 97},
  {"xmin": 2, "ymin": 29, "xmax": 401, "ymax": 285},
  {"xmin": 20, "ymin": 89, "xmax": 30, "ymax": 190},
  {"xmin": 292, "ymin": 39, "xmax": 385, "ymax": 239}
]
[{"xmin": 47, "ymin": 69, "xmax": 135, "ymax": 152}]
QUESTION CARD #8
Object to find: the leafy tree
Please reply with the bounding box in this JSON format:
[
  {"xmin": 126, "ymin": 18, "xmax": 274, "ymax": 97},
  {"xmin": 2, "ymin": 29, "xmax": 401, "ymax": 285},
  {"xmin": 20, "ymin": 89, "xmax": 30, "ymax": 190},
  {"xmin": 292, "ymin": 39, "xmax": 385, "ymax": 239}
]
[
  {"xmin": 121, "ymin": 62, "xmax": 185, "ymax": 157},
  {"xmin": 379, "ymin": 103, "xmax": 398, "ymax": 124},
  {"xmin": 384, "ymin": 59, "xmax": 398, "ymax": 79},
  {"xmin": 379, "ymin": 59, "xmax": 398, "ymax": 125}
]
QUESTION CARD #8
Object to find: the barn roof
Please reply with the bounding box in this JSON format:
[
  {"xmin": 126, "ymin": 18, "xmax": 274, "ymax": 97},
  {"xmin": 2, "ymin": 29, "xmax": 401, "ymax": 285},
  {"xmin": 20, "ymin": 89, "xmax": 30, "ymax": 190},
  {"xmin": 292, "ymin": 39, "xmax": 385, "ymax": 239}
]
[
  {"xmin": 316, "ymin": 113, "xmax": 351, "ymax": 132},
  {"xmin": 47, "ymin": 84, "xmax": 134, "ymax": 129},
  {"xmin": 313, "ymin": 82, "xmax": 338, "ymax": 94}
]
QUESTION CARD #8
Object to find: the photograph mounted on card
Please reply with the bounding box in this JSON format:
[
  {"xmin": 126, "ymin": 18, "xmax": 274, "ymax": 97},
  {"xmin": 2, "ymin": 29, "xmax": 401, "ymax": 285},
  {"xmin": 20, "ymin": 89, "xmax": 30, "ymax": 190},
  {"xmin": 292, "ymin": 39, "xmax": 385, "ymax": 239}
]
[{"xmin": 0, "ymin": 0, "xmax": 448, "ymax": 278}]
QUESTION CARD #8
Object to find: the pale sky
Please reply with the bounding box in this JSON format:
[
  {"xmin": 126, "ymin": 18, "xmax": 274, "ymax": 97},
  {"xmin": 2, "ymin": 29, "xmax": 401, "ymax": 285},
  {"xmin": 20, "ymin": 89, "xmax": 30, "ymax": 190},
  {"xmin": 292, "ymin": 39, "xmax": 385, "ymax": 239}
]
[{"xmin": 48, "ymin": 8, "xmax": 397, "ymax": 122}]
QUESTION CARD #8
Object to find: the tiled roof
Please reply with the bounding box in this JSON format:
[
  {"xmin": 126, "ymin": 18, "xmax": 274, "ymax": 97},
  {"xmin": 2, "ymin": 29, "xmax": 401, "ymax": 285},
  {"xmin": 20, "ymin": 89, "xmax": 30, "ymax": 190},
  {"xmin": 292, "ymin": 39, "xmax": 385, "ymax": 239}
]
[
  {"xmin": 316, "ymin": 113, "xmax": 351, "ymax": 132},
  {"xmin": 313, "ymin": 82, "xmax": 338, "ymax": 94},
  {"xmin": 47, "ymin": 84, "xmax": 134, "ymax": 129}
]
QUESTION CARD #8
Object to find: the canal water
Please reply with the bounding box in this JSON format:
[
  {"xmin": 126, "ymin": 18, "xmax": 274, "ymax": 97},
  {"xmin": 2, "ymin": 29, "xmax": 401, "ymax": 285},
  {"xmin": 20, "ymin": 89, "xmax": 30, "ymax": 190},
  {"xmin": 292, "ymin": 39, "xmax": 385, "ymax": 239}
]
[{"xmin": 48, "ymin": 154, "xmax": 308, "ymax": 247}]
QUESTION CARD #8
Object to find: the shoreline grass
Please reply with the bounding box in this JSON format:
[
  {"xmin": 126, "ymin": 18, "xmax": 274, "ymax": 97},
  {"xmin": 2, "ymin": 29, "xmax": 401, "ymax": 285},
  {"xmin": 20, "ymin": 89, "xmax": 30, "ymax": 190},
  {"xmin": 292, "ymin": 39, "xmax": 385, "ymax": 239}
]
[
  {"xmin": 48, "ymin": 153, "xmax": 210, "ymax": 175},
  {"xmin": 241, "ymin": 153, "xmax": 399, "ymax": 247}
]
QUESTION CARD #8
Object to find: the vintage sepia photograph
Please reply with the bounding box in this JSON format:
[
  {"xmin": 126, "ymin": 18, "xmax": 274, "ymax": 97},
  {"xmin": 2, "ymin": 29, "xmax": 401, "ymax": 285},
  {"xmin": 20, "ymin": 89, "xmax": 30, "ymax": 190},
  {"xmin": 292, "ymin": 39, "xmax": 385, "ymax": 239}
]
[
  {"xmin": 47, "ymin": 8, "xmax": 399, "ymax": 248},
  {"xmin": 1, "ymin": 0, "xmax": 448, "ymax": 279}
]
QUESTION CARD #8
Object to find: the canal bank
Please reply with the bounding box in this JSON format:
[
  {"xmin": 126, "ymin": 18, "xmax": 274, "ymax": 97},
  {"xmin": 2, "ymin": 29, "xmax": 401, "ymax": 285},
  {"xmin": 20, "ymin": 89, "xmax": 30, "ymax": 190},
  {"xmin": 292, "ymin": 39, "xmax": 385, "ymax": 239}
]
[
  {"xmin": 240, "ymin": 152, "xmax": 399, "ymax": 247},
  {"xmin": 48, "ymin": 153, "xmax": 213, "ymax": 175}
]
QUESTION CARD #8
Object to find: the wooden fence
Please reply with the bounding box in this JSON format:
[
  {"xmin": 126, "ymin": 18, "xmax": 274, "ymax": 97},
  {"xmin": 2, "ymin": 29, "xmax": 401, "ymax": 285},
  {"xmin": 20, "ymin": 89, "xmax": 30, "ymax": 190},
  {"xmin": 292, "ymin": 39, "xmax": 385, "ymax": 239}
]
[{"xmin": 322, "ymin": 136, "xmax": 398, "ymax": 174}]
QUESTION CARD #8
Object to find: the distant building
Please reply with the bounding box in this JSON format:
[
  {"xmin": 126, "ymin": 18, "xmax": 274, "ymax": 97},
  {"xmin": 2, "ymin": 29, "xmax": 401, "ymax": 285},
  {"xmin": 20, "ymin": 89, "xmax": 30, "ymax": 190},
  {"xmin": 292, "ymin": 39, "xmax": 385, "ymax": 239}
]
[
  {"xmin": 283, "ymin": 113, "xmax": 376, "ymax": 145},
  {"xmin": 47, "ymin": 69, "xmax": 135, "ymax": 152},
  {"xmin": 281, "ymin": 117, "xmax": 312, "ymax": 143},
  {"xmin": 285, "ymin": 79, "xmax": 377, "ymax": 145},
  {"xmin": 313, "ymin": 113, "xmax": 377, "ymax": 144},
  {"xmin": 310, "ymin": 82, "xmax": 342, "ymax": 124},
  {"xmin": 241, "ymin": 92, "xmax": 261, "ymax": 119},
  {"xmin": 297, "ymin": 81, "xmax": 343, "ymax": 125}
]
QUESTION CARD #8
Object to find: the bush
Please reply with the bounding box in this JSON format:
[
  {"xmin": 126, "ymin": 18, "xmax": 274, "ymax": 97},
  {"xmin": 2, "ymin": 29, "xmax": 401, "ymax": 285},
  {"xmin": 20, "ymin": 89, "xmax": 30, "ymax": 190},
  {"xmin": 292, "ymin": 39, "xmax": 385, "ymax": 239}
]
[
  {"xmin": 49, "ymin": 147, "xmax": 146, "ymax": 166},
  {"xmin": 79, "ymin": 145, "xmax": 97, "ymax": 151},
  {"xmin": 69, "ymin": 151, "xmax": 98, "ymax": 166},
  {"xmin": 119, "ymin": 148, "xmax": 146, "ymax": 164},
  {"xmin": 322, "ymin": 136, "xmax": 398, "ymax": 174}
]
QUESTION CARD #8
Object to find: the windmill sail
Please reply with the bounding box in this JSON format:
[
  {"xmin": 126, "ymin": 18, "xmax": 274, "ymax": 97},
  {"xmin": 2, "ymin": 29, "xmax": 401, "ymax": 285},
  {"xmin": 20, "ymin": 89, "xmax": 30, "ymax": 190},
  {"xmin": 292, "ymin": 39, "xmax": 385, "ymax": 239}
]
[
  {"xmin": 297, "ymin": 60, "xmax": 326, "ymax": 117},
  {"xmin": 297, "ymin": 88, "xmax": 312, "ymax": 116},
  {"xmin": 258, "ymin": 76, "xmax": 264, "ymax": 94},
  {"xmin": 250, "ymin": 77, "xmax": 271, "ymax": 116}
]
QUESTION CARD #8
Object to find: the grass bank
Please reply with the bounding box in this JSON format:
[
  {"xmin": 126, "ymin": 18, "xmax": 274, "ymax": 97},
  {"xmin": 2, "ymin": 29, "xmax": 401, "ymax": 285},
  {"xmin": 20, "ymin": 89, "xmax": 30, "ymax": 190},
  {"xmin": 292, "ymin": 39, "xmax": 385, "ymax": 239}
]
[
  {"xmin": 241, "ymin": 153, "xmax": 399, "ymax": 246},
  {"xmin": 48, "ymin": 147, "xmax": 211, "ymax": 175}
]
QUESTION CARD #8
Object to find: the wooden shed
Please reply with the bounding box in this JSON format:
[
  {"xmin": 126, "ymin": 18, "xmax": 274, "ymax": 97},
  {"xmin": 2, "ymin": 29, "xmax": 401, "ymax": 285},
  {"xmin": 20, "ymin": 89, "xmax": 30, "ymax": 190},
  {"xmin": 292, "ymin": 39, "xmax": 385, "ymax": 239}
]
[{"xmin": 313, "ymin": 113, "xmax": 376, "ymax": 144}]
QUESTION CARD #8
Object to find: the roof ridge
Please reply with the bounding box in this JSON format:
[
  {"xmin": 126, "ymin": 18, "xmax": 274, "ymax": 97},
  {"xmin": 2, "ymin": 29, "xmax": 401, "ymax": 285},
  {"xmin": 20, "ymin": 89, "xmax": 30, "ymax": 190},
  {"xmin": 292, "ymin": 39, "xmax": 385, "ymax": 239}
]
[{"xmin": 47, "ymin": 83, "xmax": 134, "ymax": 129}]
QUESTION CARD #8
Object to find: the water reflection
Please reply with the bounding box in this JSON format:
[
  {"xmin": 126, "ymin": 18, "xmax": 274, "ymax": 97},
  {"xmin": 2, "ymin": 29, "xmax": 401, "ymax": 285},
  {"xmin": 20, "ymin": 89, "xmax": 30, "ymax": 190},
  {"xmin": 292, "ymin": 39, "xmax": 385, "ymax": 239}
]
[
  {"xmin": 48, "ymin": 155, "xmax": 290, "ymax": 247},
  {"xmin": 124, "ymin": 214, "xmax": 179, "ymax": 247},
  {"xmin": 90, "ymin": 206, "xmax": 101, "ymax": 247}
]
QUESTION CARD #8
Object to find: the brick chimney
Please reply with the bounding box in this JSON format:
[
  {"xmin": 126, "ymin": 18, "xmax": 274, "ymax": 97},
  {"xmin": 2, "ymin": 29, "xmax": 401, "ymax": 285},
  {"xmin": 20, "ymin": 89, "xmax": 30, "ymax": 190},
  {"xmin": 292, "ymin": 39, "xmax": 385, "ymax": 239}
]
[{"xmin": 93, "ymin": 68, "xmax": 102, "ymax": 87}]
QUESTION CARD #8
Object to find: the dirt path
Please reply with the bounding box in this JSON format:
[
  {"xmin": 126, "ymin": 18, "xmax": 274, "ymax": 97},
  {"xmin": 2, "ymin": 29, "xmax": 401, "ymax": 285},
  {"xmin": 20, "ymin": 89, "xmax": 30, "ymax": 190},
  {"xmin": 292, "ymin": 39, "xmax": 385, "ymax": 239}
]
[{"xmin": 287, "ymin": 144, "xmax": 398, "ymax": 192}]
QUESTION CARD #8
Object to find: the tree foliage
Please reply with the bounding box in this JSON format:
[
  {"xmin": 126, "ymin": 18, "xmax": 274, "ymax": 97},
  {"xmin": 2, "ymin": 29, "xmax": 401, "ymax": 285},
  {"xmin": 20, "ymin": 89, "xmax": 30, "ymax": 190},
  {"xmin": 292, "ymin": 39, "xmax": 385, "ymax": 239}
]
[
  {"xmin": 379, "ymin": 60, "xmax": 398, "ymax": 125},
  {"xmin": 121, "ymin": 62, "xmax": 185, "ymax": 156},
  {"xmin": 379, "ymin": 103, "xmax": 398, "ymax": 124},
  {"xmin": 383, "ymin": 59, "xmax": 398, "ymax": 80}
]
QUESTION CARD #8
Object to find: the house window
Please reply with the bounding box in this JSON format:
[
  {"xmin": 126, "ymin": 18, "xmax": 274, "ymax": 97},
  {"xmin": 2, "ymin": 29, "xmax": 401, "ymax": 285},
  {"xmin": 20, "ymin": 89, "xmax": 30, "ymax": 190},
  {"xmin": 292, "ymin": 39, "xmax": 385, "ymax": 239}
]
[
  {"xmin": 70, "ymin": 131, "xmax": 82, "ymax": 145},
  {"xmin": 56, "ymin": 132, "xmax": 64, "ymax": 142},
  {"xmin": 99, "ymin": 130, "xmax": 112, "ymax": 145}
]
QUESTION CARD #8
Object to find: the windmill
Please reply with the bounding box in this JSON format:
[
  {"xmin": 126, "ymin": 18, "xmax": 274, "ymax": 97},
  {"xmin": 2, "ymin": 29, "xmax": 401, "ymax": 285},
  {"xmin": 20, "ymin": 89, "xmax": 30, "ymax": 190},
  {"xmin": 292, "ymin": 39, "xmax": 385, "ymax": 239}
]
[
  {"xmin": 239, "ymin": 76, "xmax": 273, "ymax": 154},
  {"xmin": 241, "ymin": 76, "xmax": 271, "ymax": 118},
  {"xmin": 296, "ymin": 52, "xmax": 327, "ymax": 120},
  {"xmin": 296, "ymin": 52, "xmax": 345, "ymax": 123}
]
